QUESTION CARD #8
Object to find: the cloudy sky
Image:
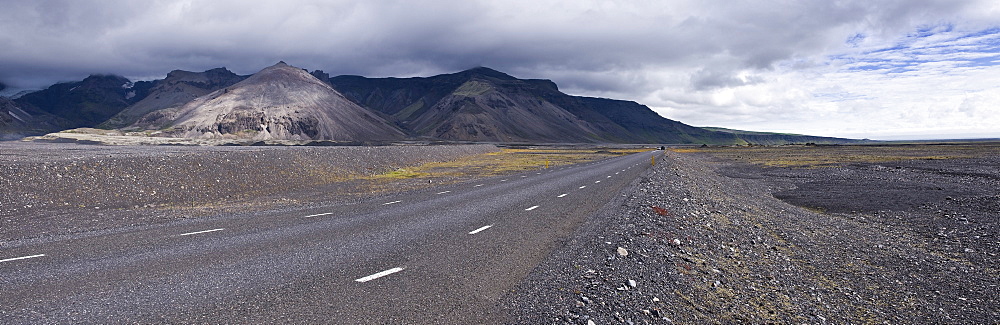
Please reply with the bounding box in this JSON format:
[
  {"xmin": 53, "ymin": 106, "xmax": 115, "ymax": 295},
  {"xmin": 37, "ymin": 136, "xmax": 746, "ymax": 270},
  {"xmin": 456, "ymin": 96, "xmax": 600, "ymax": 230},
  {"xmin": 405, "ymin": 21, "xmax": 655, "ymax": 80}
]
[{"xmin": 2, "ymin": 0, "xmax": 998, "ymax": 140}]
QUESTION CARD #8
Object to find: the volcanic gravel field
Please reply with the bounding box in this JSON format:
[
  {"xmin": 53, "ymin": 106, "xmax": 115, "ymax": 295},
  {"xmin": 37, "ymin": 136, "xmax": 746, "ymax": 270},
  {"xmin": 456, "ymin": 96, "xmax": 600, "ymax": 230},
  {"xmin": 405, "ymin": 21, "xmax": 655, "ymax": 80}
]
[
  {"xmin": 3, "ymin": 141, "xmax": 997, "ymax": 324},
  {"xmin": 0, "ymin": 142, "xmax": 498, "ymax": 242},
  {"xmin": 506, "ymin": 145, "xmax": 998, "ymax": 324}
]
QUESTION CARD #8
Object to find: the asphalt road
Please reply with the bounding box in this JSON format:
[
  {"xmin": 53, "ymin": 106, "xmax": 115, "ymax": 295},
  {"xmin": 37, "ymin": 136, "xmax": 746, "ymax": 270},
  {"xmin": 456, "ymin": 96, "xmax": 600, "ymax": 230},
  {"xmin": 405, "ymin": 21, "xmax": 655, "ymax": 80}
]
[{"xmin": 1, "ymin": 150, "xmax": 662, "ymax": 324}]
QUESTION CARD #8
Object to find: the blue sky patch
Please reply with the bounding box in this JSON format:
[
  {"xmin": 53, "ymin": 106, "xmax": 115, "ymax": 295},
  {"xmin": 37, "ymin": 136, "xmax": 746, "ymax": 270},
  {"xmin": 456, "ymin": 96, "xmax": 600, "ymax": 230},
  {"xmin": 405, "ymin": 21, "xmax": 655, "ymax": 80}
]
[{"xmin": 840, "ymin": 26, "xmax": 1000, "ymax": 74}]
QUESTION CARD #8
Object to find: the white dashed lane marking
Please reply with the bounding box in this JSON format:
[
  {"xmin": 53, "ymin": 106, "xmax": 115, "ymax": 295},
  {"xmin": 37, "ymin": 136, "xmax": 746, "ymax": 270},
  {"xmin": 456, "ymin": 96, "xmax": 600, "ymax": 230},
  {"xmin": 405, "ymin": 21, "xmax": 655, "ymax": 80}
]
[
  {"xmin": 355, "ymin": 267, "xmax": 405, "ymax": 282},
  {"xmin": 179, "ymin": 228, "xmax": 224, "ymax": 236},
  {"xmin": 595, "ymin": 180, "xmax": 601, "ymax": 183},
  {"xmin": 0, "ymin": 254, "xmax": 45, "ymax": 263},
  {"xmin": 384, "ymin": 200, "xmax": 402, "ymax": 205},
  {"xmin": 436, "ymin": 191, "xmax": 451, "ymax": 195},
  {"xmin": 579, "ymin": 186, "xmax": 586, "ymax": 189},
  {"xmin": 475, "ymin": 184, "xmax": 484, "ymax": 187},
  {"xmin": 525, "ymin": 205, "xmax": 539, "ymax": 211},
  {"xmin": 557, "ymin": 193, "xmax": 568, "ymax": 198},
  {"xmin": 304, "ymin": 212, "xmax": 333, "ymax": 218},
  {"xmin": 468, "ymin": 225, "xmax": 493, "ymax": 235}
]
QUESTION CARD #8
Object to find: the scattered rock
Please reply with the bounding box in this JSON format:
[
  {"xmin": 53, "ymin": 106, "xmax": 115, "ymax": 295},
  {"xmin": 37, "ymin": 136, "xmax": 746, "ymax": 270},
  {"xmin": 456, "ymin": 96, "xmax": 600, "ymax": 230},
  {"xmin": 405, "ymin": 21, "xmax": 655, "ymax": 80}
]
[{"xmin": 507, "ymin": 147, "xmax": 1000, "ymax": 324}]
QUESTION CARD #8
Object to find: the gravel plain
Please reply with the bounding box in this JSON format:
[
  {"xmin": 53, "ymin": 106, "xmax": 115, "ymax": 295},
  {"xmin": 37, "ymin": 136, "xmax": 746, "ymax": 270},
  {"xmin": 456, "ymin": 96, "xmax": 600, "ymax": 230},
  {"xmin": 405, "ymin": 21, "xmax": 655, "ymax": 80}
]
[
  {"xmin": 506, "ymin": 145, "xmax": 998, "ymax": 324},
  {"xmin": 4, "ymin": 141, "xmax": 996, "ymax": 324},
  {"xmin": 0, "ymin": 142, "xmax": 498, "ymax": 242}
]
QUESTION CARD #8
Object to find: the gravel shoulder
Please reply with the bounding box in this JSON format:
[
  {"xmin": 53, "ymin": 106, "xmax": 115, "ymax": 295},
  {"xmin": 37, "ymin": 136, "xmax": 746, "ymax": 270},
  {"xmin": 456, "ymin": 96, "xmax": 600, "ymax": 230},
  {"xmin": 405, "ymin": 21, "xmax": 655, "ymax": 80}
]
[{"xmin": 506, "ymin": 147, "xmax": 998, "ymax": 324}]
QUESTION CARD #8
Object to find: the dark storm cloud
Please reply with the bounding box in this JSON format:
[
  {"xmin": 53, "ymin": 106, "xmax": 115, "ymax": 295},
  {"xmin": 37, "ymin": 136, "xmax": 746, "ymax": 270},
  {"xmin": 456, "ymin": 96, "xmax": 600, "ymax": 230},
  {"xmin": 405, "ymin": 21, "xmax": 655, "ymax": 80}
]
[{"xmin": 0, "ymin": 0, "xmax": 975, "ymax": 89}]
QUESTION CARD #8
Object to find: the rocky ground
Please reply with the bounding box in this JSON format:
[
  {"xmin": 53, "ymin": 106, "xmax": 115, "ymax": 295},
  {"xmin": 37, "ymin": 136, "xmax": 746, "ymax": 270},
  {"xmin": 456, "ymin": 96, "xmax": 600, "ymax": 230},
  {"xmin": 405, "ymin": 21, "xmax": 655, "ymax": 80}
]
[
  {"xmin": 506, "ymin": 144, "xmax": 998, "ymax": 324},
  {"xmin": 0, "ymin": 142, "xmax": 499, "ymax": 242}
]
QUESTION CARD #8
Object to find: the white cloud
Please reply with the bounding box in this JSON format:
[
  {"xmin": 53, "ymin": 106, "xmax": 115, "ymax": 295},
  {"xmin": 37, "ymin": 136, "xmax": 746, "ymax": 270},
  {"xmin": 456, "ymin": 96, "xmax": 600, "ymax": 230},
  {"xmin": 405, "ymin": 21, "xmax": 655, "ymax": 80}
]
[{"xmin": 651, "ymin": 25, "xmax": 1000, "ymax": 140}]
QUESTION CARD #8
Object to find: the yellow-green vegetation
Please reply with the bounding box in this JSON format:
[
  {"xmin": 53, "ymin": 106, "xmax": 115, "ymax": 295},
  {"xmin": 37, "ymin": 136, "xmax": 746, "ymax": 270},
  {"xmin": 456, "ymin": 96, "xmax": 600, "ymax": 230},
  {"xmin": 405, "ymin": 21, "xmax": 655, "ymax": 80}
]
[
  {"xmin": 452, "ymin": 80, "xmax": 494, "ymax": 97},
  {"xmin": 373, "ymin": 168, "xmax": 430, "ymax": 179},
  {"xmin": 673, "ymin": 144, "xmax": 994, "ymax": 168},
  {"xmin": 393, "ymin": 101, "xmax": 424, "ymax": 120},
  {"xmin": 363, "ymin": 147, "xmax": 653, "ymax": 189}
]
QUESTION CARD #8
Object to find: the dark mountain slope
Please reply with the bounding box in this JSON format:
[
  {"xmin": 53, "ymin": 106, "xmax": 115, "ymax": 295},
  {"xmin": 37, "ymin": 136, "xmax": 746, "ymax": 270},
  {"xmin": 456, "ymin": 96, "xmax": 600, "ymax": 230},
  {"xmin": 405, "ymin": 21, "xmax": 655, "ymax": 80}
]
[
  {"xmin": 0, "ymin": 97, "xmax": 75, "ymax": 139},
  {"xmin": 406, "ymin": 76, "xmax": 604, "ymax": 142},
  {"xmin": 130, "ymin": 62, "xmax": 405, "ymax": 141},
  {"xmin": 15, "ymin": 75, "xmax": 152, "ymax": 128},
  {"xmin": 327, "ymin": 67, "xmax": 746, "ymax": 144},
  {"xmin": 101, "ymin": 68, "xmax": 245, "ymax": 129},
  {"xmin": 576, "ymin": 97, "xmax": 740, "ymax": 144},
  {"xmin": 329, "ymin": 67, "xmax": 515, "ymax": 122},
  {"xmin": 330, "ymin": 68, "xmax": 605, "ymax": 142},
  {"xmin": 509, "ymin": 78, "xmax": 740, "ymax": 144}
]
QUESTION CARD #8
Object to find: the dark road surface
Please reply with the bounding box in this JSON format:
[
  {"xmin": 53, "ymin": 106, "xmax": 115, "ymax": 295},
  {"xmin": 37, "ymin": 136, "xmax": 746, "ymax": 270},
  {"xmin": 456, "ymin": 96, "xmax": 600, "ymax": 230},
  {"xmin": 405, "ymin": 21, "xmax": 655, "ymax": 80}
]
[{"xmin": 1, "ymin": 150, "xmax": 661, "ymax": 324}]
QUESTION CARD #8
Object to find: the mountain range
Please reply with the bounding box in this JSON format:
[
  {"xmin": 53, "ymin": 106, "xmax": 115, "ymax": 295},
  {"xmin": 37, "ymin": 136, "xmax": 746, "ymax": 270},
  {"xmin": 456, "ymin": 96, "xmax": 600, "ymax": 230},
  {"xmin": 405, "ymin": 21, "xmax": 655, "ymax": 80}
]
[{"xmin": 1, "ymin": 62, "xmax": 862, "ymax": 144}]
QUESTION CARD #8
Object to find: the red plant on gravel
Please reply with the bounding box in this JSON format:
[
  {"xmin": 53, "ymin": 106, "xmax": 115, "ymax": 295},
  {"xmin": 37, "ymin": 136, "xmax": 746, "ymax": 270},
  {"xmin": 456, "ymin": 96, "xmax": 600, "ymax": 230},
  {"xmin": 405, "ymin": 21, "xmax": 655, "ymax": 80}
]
[
  {"xmin": 651, "ymin": 206, "xmax": 669, "ymax": 216},
  {"xmin": 677, "ymin": 261, "xmax": 694, "ymax": 273}
]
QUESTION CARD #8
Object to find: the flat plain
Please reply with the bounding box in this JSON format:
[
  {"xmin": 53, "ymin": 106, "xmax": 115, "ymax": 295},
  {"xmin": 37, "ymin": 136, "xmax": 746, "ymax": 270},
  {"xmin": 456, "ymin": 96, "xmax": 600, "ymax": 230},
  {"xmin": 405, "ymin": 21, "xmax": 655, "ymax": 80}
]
[{"xmin": 2, "ymin": 141, "xmax": 997, "ymax": 323}]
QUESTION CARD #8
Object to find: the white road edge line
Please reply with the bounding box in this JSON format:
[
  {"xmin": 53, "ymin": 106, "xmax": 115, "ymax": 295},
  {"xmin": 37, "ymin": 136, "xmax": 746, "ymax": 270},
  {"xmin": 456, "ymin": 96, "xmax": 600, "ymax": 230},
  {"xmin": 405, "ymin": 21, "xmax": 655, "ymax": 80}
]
[
  {"xmin": 0, "ymin": 254, "xmax": 45, "ymax": 263},
  {"xmin": 436, "ymin": 191, "xmax": 451, "ymax": 195},
  {"xmin": 304, "ymin": 212, "xmax": 333, "ymax": 218},
  {"xmin": 355, "ymin": 267, "xmax": 405, "ymax": 282},
  {"xmin": 558, "ymin": 193, "xmax": 568, "ymax": 198},
  {"xmin": 525, "ymin": 205, "xmax": 539, "ymax": 211},
  {"xmin": 179, "ymin": 228, "xmax": 224, "ymax": 236},
  {"xmin": 384, "ymin": 200, "xmax": 402, "ymax": 205},
  {"xmin": 469, "ymin": 225, "xmax": 493, "ymax": 234}
]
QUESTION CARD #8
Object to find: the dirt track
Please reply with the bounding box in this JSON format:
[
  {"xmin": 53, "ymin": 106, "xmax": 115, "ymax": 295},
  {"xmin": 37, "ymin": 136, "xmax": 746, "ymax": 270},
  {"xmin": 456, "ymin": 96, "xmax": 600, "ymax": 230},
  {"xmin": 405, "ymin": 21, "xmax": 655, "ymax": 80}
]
[{"xmin": 507, "ymin": 144, "xmax": 998, "ymax": 324}]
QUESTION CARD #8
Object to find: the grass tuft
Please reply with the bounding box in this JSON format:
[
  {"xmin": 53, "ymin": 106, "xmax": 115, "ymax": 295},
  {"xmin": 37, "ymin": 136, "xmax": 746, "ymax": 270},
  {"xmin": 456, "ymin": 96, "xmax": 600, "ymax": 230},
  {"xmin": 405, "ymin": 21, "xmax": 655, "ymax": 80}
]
[{"xmin": 374, "ymin": 168, "xmax": 429, "ymax": 179}]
